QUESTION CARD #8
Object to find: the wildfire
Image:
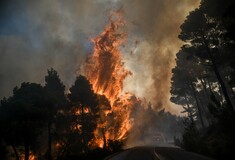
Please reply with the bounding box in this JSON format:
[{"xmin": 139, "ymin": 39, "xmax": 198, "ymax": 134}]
[
  {"xmin": 85, "ymin": 11, "xmax": 135, "ymax": 148},
  {"xmin": 19, "ymin": 151, "xmax": 36, "ymax": 160},
  {"xmin": 85, "ymin": 11, "xmax": 131, "ymax": 105}
]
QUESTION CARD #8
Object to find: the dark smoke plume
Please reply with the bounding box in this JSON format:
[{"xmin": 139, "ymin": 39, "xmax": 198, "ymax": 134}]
[{"xmin": 0, "ymin": 0, "xmax": 199, "ymax": 114}]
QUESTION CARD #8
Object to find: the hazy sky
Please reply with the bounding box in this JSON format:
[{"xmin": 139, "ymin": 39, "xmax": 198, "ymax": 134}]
[{"xmin": 0, "ymin": 0, "xmax": 200, "ymax": 114}]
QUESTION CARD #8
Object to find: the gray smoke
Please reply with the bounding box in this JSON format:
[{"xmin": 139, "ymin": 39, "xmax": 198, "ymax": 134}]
[
  {"xmin": 0, "ymin": 0, "xmax": 199, "ymax": 111},
  {"xmin": 0, "ymin": 0, "xmax": 200, "ymax": 149},
  {"xmin": 121, "ymin": 0, "xmax": 200, "ymax": 114}
]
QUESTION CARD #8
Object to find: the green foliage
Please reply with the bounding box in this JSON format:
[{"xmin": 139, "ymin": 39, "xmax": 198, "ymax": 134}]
[
  {"xmin": 0, "ymin": 82, "xmax": 49, "ymax": 160},
  {"xmin": 44, "ymin": 68, "xmax": 67, "ymax": 160},
  {"xmin": 45, "ymin": 68, "xmax": 67, "ymax": 108},
  {"xmin": 182, "ymin": 121, "xmax": 201, "ymax": 152},
  {"xmin": 67, "ymin": 75, "xmax": 99, "ymax": 153},
  {"xmin": 68, "ymin": 75, "xmax": 98, "ymax": 109},
  {"xmin": 173, "ymin": 0, "xmax": 235, "ymax": 159}
]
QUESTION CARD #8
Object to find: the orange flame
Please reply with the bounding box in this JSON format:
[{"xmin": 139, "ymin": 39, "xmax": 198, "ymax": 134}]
[
  {"xmin": 86, "ymin": 11, "xmax": 131, "ymax": 105},
  {"xmin": 85, "ymin": 11, "xmax": 136, "ymax": 148},
  {"xmin": 19, "ymin": 151, "xmax": 36, "ymax": 160}
]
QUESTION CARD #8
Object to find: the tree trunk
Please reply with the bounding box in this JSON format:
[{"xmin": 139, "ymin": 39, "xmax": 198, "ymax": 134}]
[
  {"xmin": 190, "ymin": 82, "xmax": 205, "ymax": 128},
  {"xmin": 81, "ymin": 105, "xmax": 88, "ymax": 152},
  {"xmin": 48, "ymin": 122, "xmax": 52, "ymax": 160},
  {"xmin": 202, "ymin": 34, "xmax": 235, "ymax": 115},
  {"xmin": 99, "ymin": 114, "xmax": 106, "ymax": 149},
  {"xmin": 184, "ymin": 94, "xmax": 194, "ymax": 123},
  {"xmin": 11, "ymin": 145, "xmax": 19, "ymax": 160},
  {"xmin": 24, "ymin": 139, "xmax": 29, "ymax": 160},
  {"xmin": 101, "ymin": 128, "xmax": 106, "ymax": 149},
  {"xmin": 24, "ymin": 122, "xmax": 29, "ymax": 160},
  {"xmin": 200, "ymin": 78, "xmax": 210, "ymax": 100},
  {"xmin": 200, "ymin": 78, "xmax": 215, "ymax": 125},
  {"xmin": 210, "ymin": 54, "xmax": 235, "ymax": 113}
]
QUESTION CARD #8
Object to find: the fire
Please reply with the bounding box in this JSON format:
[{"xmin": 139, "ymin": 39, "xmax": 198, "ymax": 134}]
[
  {"xmin": 85, "ymin": 11, "xmax": 136, "ymax": 148},
  {"xmin": 19, "ymin": 151, "xmax": 36, "ymax": 160},
  {"xmin": 85, "ymin": 11, "xmax": 131, "ymax": 105}
]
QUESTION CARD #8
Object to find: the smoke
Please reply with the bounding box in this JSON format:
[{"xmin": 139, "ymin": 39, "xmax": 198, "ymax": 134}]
[
  {"xmin": 0, "ymin": 0, "xmax": 199, "ymax": 113},
  {"xmin": 118, "ymin": 0, "xmax": 200, "ymax": 147},
  {"xmin": 121, "ymin": 0, "xmax": 200, "ymax": 114},
  {"xmin": 0, "ymin": 0, "xmax": 199, "ymax": 149}
]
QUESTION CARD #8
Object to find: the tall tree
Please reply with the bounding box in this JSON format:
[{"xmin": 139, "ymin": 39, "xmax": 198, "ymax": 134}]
[
  {"xmin": 0, "ymin": 83, "xmax": 48, "ymax": 160},
  {"xmin": 173, "ymin": 1, "xmax": 235, "ymax": 158},
  {"xmin": 96, "ymin": 94, "xmax": 111, "ymax": 149},
  {"xmin": 44, "ymin": 68, "xmax": 67, "ymax": 160},
  {"xmin": 68, "ymin": 75, "xmax": 99, "ymax": 153},
  {"xmin": 171, "ymin": 50, "xmax": 208, "ymax": 127},
  {"xmin": 179, "ymin": 6, "xmax": 235, "ymax": 114}
]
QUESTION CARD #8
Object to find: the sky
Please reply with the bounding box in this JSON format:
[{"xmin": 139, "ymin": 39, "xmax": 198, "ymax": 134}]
[{"xmin": 0, "ymin": 0, "xmax": 200, "ymax": 114}]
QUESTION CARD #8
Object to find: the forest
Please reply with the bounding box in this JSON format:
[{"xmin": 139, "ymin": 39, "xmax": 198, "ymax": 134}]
[
  {"xmin": 0, "ymin": 68, "xmax": 183, "ymax": 160},
  {"xmin": 0, "ymin": 0, "xmax": 235, "ymax": 160},
  {"xmin": 170, "ymin": 0, "xmax": 235, "ymax": 159}
]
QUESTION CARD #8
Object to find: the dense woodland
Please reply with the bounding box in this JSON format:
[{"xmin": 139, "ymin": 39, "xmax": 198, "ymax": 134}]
[
  {"xmin": 0, "ymin": 69, "xmax": 117, "ymax": 160},
  {"xmin": 0, "ymin": 68, "xmax": 183, "ymax": 160},
  {"xmin": 171, "ymin": 0, "xmax": 235, "ymax": 159},
  {"xmin": 1, "ymin": 0, "xmax": 235, "ymax": 160}
]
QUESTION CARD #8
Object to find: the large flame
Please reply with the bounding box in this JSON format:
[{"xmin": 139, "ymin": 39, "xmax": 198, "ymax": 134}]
[
  {"xmin": 85, "ymin": 11, "xmax": 135, "ymax": 148},
  {"xmin": 85, "ymin": 12, "xmax": 131, "ymax": 105}
]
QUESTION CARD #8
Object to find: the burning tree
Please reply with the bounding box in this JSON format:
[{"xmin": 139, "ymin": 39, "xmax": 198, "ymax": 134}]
[
  {"xmin": 83, "ymin": 11, "xmax": 136, "ymax": 148},
  {"xmin": 0, "ymin": 9, "xmax": 189, "ymax": 159},
  {"xmin": 85, "ymin": 12, "xmax": 131, "ymax": 103},
  {"xmin": 68, "ymin": 75, "xmax": 99, "ymax": 152}
]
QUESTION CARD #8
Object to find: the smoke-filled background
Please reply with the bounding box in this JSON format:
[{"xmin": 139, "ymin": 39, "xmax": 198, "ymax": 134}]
[{"xmin": 0, "ymin": 0, "xmax": 199, "ymax": 114}]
